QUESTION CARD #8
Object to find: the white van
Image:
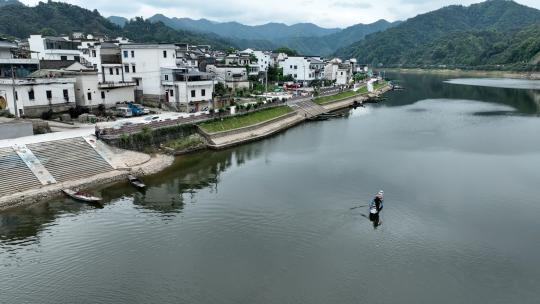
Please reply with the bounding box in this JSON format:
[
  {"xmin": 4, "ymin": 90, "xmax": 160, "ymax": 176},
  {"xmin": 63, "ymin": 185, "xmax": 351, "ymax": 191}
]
[{"xmin": 116, "ymin": 107, "xmax": 133, "ymax": 117}]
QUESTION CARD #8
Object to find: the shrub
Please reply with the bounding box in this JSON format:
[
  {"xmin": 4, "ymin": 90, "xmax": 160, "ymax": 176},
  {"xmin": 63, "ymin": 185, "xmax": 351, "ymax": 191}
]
[{"xmin": 41, "ymin": 109, "xmax": 53, "ymax": 120}]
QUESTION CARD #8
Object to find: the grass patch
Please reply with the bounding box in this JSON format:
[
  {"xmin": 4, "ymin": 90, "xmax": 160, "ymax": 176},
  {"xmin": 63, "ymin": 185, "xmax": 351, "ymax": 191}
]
[
  {"xmin": 314, "ymin": 90, "xmax": 359, "ymax": 105},
  {"xmin": 164, "ymin": 134, "xmax": 205, "ymax": 151},
  {"xmin": 374, "ymin": 80, "xmax": 387, "ymax": 90},
  {"xmin": 199, "ymin": 106, "xmax": 293, "ymax": 133}
]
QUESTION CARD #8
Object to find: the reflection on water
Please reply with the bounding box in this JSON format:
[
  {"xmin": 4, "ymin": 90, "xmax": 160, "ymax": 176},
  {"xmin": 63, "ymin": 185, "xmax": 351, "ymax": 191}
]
[
  {"xmin": 445, "ymin": 78, "xmax": 540, "ymax": 90},
  {"xmin": 386, "ymin": 73, "xmax": 540, "ymax": 114},
  {"xmin": 1, "ymin": 73, "xmax": 540, "ymax": 304}
]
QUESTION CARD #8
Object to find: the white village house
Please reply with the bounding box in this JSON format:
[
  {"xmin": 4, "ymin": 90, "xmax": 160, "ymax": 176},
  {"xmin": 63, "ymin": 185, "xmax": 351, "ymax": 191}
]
[
  {"xmin": 28, "ymin": 35, "xmax": 81, "ymax": 61},
  {"xmin": 161, "ymin": 67, "xmax": 214, "ymax": 112},
  {"xmin": 120, "ymin": 43, "xmax": 177, "ymax": 105},
  {"xmin": 0, "ymin": 39, "xmax": 77, "ymax": 117},
  {"xmin": 280, "ymin": 56, "xmax": 325, "ymax": 83}
]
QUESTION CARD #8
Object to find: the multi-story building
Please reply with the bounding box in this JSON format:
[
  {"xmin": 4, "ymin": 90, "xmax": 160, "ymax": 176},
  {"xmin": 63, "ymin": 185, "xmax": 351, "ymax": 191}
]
[
  {"xmin": 206, "ymin": 64, "xmax": 249, "ymax": 90},
  {"xmin": 0, "ymin": 39, "xmax": 74, "ymax": 117},
  {"xmin": 28, "ymin": 35, "xmax": 81, "ymax": 61},
  {"xmin": 280, "ymin": 56, "xmax": 325, "ymax": 83},
  {"xmin": 161, "ymin": 67, "xmax": 214, "ymax": 112},
  {"xmin": 324, "ymin": 58, "xmax": 354, "ymax": 85},
  {"xmin": 120, "ymin": 43, "xmax": 177, "ymax": 105}
]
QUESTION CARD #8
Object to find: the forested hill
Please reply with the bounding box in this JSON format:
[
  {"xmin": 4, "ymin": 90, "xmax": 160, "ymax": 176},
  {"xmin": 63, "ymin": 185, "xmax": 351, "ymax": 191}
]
[
  {"xmin": 335, "ymin": 0, "xmax": 540, "ymax": 69},
  {"xmin": 0, "ymin": 1, "xmax": 235, "ymax": 49}
]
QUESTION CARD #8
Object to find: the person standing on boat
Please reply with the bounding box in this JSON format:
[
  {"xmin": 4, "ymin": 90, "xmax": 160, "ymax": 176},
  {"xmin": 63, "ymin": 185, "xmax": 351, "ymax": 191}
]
[{"xmin": 369, "ymin": 191, "xmax": 384, "ymax": 227}]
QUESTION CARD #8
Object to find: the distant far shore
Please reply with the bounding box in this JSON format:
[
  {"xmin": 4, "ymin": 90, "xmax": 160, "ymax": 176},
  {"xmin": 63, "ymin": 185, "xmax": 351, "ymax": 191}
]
[{"xmin": 383, "ymin": 68, "xmax": 540, "ymax": 80}]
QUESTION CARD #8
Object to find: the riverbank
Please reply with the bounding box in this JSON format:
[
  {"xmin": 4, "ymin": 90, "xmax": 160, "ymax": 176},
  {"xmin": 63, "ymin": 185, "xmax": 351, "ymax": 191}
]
[
  {"xmin": 0, "ymin": 84, "xmax": 391, "ymax": 212},
  {"xmin": 386, "ymin": 68, "xmax": 540, "ymax": 80},
  {"xmin": 0, "ymin": 148, "xmax": 173, "ymax": 212}
]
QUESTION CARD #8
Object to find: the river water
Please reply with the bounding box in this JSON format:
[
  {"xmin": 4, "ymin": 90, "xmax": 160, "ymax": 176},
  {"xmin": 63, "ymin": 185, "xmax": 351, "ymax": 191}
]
[{"xmin": 1, "ymin": 73, "xmax": 540, "ymax": 303}]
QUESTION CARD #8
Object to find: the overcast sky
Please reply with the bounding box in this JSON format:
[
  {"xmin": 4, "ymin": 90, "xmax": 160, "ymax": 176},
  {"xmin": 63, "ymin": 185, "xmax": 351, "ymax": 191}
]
[{"xmin": 20, "ymin": 0, "xmax": 540, "ymax": 28}]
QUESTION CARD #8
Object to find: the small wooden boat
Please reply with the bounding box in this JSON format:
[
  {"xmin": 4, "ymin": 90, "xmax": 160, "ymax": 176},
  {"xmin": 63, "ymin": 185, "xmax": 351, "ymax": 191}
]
[
  {"xmin": 63, "ymin": 189, "xmax": 102, "ymax": 203},
  {"xmin": 128, "ymin": 174, "xmax": 146, "ymax": 189}
]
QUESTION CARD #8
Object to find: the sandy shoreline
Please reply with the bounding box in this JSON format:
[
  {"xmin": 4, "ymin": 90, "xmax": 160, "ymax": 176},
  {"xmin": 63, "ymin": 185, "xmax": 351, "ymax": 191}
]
[{"xmin": 385, "ymin": 68, "xmax": 540, "ymax": 80}]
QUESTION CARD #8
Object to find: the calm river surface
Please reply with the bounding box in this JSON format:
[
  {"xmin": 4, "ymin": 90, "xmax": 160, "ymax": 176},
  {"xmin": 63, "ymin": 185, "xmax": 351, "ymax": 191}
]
[{"xmin": 2, "ymin": 73, "xmax": 540, "ymax": 303}]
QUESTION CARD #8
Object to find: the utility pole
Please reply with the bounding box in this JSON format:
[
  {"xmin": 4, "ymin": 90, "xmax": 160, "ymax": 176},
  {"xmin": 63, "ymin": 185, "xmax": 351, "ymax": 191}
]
[
  {"xmin": 265, "ymin": 69, "xmax": 268, "ymax": 93},
  {"xmin": 11, "ymin": 64, "xmax": 18, "ymax": 118}
]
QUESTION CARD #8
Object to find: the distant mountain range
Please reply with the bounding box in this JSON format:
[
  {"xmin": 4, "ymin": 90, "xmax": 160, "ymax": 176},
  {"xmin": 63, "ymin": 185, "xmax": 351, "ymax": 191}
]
[
  {"xmin": 1, "ymin": 0, "xmax": 538, "ymax": 70},
  {"xmin": 335, "ymin": 0, "xmax": 540, "ymax": 69},
  {"xmin": 108, "ymin": 15, "xmax": 399, "ymax": 55}
]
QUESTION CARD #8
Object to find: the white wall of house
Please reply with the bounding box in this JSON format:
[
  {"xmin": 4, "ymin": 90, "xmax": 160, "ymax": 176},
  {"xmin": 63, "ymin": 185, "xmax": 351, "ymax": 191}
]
[
  {"xmin": 74, "ymin": 73, "xmax": 134, "ymax": 108},
  {"xmin": 253, "ymin": 51, "xmax": 271, "ymax": 72},
  {"xmin": 336, "ymin": 68, "xmax": 350, "ymax": 85},
  {"xmin": 0, "ymin": 78, "xmax": 76, "ymax": 116},
  {"xmin": 207, "ymin": 65, "xmax": 249, "ymax": 89},
  {"xmin": 280, "ymin": 57, "xmax": 313, "ymax": 81},
  {"xmin": 324, "ymin": 63, "xmax": 339, "ymax": 81},
  {"xmin": 101, "ymin": 64, "xmax": 124, "ymax": 83},
  {"xmin": 120, "ymin": 44, "xmax": 177, "ymax": 96}
]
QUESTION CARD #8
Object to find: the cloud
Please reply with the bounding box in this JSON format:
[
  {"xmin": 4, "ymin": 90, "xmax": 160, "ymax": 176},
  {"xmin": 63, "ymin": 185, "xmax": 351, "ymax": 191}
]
[{"xmin": 19, "ymin": 0, "xmax": 540, "ymax": 28}]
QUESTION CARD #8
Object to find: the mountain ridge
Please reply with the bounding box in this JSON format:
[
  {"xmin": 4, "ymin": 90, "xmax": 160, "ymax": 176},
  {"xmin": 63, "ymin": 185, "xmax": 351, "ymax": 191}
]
[{"xmin": 335, "ymin": 0, "xmax": 540, "ymax": 68}]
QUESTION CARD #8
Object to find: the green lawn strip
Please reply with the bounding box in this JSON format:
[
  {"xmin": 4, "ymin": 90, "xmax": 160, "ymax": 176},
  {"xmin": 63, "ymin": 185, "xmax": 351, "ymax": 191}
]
[
  {"xmin": 199, "ymin": 106, "xmax": 293, "ymax": 133},
  {"xmin": 314, "ymin": 86, "xmax": 370, "ymax": 104},
  {"xmin": 374, "ymin": 80, "xmax": 387, "ymax": 90}
]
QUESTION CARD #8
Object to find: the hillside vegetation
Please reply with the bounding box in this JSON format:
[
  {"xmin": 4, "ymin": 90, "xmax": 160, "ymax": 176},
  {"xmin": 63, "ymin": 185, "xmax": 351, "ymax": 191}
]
[
  {"xmin": 335, "ymin": 0, "xmax": 540, "ymax": 70},
  {"xmin": 0, "ymin": 1, "xmax": 234, "ymax": 49}
]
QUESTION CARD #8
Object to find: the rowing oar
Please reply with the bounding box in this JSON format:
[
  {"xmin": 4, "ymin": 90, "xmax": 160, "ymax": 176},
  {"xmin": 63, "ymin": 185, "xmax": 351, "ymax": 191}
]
[{"xmin": 349, "ymin": 204, "xmax": 367, "ymax": 210}]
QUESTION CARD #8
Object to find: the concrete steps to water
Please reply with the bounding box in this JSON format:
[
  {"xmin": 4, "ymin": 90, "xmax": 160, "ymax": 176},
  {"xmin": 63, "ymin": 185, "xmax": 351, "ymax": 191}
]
[
  {"xmin": 289, "ymin": 100, "xmax": 328, "ymax": 118},
  {"xmin": 27, "ymin": 137, "xmax": 114, "ymax": 183},
  {"xmin": 0, "ymin": 147, "xmax": 43, "ymax": 197}
]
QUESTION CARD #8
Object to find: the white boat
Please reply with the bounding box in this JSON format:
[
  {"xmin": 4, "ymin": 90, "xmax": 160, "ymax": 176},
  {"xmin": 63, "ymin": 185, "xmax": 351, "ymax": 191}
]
[{"xmin": 62, "ymin": 189, "xmax": 102, "ymax": 203}]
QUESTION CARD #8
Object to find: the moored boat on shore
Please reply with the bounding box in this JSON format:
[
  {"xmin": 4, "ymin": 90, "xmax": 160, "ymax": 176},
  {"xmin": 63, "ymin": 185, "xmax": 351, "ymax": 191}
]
[
  {"xmin": 128, "ymin": 174, "xmax": 146, "ymax": 189},
  {"xmin": 62, "ymin": 189, "xmax": 102, "ymax": 203}
]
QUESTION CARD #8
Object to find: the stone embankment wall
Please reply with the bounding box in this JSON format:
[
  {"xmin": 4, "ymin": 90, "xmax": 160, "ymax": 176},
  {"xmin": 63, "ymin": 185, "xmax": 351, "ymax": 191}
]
[{"xmin": 198, "ymin": 112, "xmax": 297, "ymax": 143}]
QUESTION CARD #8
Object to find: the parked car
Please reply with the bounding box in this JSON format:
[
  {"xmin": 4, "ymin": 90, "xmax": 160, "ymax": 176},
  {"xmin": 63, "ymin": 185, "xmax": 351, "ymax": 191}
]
[
  {"xmin": 143, "ymin": 115, "xmax": 161, "ymax": 124},
  {"xmin": 127, "ymin": 102, "xmax": 149, "ymax": 116},
  {"xmin": 116, "ymin": 107, "xmax": 133, "ymax": 117}
]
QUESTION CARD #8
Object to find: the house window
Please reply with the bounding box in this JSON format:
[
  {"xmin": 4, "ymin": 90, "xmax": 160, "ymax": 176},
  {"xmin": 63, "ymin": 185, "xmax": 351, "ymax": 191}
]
[
  {"xmin": 116, "ymin": 68, "xmax": 119, "ymax": 75},
  {"xmin": 131, "ymin": 65, "xmax": 136, "ymax": 73},
  {"xmin": 294, "ymin": 74, "xmax": 297, "ymax": 78},
  {"xmin": 191, "ymin": 90, "xmax": 196, "ymax": 98},
  {"xmin": 135, "ymin": 79, "xmax": 139, "ymax": 86},
  {"xmin": 63, "ymin": 89, "xmax": 69, "ymax": 101},
  {"xmin": 164, "ymin": 74, "xmax": 169, "ymax": 81},
  {"xmin": 46, "ymin": 90, "xmax": 52, "ymax": 99},
  {"xmin": 28, "ymin": 90, "xmax": 35, "ymax": 100},
  {"xmin": 61, "ymin": 56, "xmax": 67, "ymax": 61},
  {"xmin": 294, "ymin": 65, "xmax": 297, "ymax": 69},
  {"xmin": 87, "ymin": 92, "xmax": 92, "ymax": 101},
  {"xmin": 131, "ymin": 50, "xmax": 135, "ymax": 58},
  {"xmin": 163, "ymin": 50, "xmax": 167, "ymax": 58},
  {"xmin": 101, "ymin": 91, "xmax": 105, "ymax": 99},
  {"xmin": 124, "ymin": 65, "xmax": 129, "ymax": 73},
  {"xmin": 290, "ymin": 65, "xmax": 292, "ymax": 69},
  {"xmin": 123, "ymin": 50, "xmax": 128, "ymax": 58},
  {"xmin": 201, "ymin": 89, "xmax": 205, "ymax": 97},
  {"xmin": 92, "ymin": 50, "xmax": 96, "ymax": 57},
  {"xmin": 169, "ymin": 89, "xmax": 174, "ymax": 97},
  {"xmin": 109, "ymin": 68, "xmax": 113, "ymax": 75}
]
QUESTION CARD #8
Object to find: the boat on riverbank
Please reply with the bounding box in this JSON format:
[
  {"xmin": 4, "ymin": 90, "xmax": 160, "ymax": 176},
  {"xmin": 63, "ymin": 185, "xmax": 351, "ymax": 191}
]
[
  {"xmin": 128, "ymin": 174, "xmax": 146, "ymax": 189},
  {"xmin": 62, "ymin": 189, "xmax": 102, "ymax": 203}
]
